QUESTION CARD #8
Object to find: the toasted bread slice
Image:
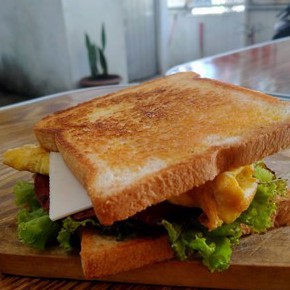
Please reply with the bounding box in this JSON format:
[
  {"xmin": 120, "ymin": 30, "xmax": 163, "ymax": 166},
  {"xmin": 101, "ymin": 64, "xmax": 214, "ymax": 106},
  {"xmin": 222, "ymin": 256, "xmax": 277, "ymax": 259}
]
[
  {"xmin": 35, "ymin": 72, "xmax": 200, "ymax": 152},
  {"xmin": 34, "ymin": 73, "xmax": 290, "ymax": 225},
  {"xmin": 81, "ymin": 196, "xmax": 290, "ymax": 279},
  {"xmin": 80, "ymin": 232, "xmax": 173, "ymax": 278}
]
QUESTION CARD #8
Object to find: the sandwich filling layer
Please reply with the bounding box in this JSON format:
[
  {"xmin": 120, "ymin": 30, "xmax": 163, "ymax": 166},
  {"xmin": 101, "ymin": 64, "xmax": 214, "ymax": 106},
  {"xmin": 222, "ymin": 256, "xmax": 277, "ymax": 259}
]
[{"xmin": 3, "ymin": 145, "xmax": 288, "ymax": 271}]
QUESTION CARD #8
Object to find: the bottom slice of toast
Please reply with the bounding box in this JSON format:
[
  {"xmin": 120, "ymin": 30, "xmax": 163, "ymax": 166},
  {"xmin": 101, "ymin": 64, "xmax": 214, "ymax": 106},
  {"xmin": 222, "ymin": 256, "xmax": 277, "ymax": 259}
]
[{"xmin": 80, "ymin": 232, "xmax": 173, "ymax": 278}]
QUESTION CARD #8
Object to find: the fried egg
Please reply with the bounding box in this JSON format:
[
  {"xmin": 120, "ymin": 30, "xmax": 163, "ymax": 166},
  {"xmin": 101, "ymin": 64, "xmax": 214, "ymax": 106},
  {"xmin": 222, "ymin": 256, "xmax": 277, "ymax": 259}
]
[
  {"xmin": 169, "ymin": 165, "xmax": 258, "ymax": 230},
  {"xmin": 3, "ymin": 144, "xmax": 49, "ymax": 175}
]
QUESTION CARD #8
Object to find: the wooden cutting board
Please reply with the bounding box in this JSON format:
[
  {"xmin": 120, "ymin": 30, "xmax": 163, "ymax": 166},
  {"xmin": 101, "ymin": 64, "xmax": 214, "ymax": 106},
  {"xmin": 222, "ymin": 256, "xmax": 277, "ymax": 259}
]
[{"xmin": 1, "ymin": 86, "xmax": 290, "ymax": 290}]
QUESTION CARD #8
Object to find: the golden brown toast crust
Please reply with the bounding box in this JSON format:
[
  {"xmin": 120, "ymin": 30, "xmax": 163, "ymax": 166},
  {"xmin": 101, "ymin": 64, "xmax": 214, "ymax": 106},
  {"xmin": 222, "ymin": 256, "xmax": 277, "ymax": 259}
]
[
  {"xmin": 34, "ymin": 73, "xmax": 290, "ymax": 225},
  {"xmin": 80, "ymin": 231, "xmax": 173, "ymax": 278},
  {"xmin": 35, "ymin": 73, "xmax": 201, "ymax": 152}
]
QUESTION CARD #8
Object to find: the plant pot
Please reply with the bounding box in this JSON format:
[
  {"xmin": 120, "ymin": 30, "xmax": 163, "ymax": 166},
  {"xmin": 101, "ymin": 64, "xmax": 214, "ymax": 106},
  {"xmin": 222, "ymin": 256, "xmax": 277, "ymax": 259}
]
[{"xmin": 79, "ymin": 74, "xmax": 122, "ymax": 87}]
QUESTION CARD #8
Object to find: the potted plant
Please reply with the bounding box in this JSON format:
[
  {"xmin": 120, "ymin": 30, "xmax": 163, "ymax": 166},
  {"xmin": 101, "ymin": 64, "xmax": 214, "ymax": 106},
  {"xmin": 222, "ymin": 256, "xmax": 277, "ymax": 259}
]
[{"xmin": 80, "ymin": 23, "xmax": 121, "ymax": 87}]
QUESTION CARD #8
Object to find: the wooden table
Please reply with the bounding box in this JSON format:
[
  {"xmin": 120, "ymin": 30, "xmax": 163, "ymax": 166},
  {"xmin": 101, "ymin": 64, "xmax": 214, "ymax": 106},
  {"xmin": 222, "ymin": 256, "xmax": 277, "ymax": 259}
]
[
  {"xmin": 167, "ymin": 37, "xmax": 290, "ymax": 98},
  {"xmin": 1, "ymin": 83, "xmax": 290, "ymax": 290}
]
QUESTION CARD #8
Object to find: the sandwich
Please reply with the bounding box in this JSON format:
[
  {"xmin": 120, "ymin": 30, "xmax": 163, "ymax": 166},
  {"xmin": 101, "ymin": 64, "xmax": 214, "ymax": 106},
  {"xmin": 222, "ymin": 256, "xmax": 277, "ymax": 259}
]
[{"xmin": 3, "ymin": 72, "xmax": 290, "ymax": 278}]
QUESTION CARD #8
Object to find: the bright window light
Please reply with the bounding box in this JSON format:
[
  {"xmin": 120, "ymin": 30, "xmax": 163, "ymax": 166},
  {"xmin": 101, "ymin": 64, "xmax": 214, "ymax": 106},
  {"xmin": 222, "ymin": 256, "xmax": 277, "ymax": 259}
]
[
  {"xmin": 168, "ymin": 0, "xmax": 246, "ymax": 11},
  {"xmin": 192, "ymin": 6, "xmax": 227, "ymax": 15},
  {"xmin": 232, "ymin": 5, "xmax": 245, "ymax": 12},
  {"xmin": 191, "ymin": 4, "xmax": 245, "ymax": 15}
]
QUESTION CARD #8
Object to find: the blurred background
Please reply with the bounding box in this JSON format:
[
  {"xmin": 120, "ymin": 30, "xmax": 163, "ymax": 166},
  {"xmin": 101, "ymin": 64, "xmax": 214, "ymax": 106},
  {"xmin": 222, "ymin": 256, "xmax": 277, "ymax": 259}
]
[{"xmin": 0, "ymin": 0, "xmax": 289, "ymax": 105}]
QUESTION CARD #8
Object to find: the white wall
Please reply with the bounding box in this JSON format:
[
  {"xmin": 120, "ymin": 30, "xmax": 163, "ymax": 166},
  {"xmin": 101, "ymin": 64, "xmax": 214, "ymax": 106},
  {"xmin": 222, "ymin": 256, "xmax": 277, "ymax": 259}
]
[
  {"xmin": 122, "ymin": 0, "xmax": 169, "ymax": 81},
  {"xmin": 122, "ymin": 0, "xmax": 157, "ymax": 82},
  {"xmin": 168, "ymin": 10, "xmax": 246, "ymax": 68},
  {"xmin": 0, "ymin": 0, "xmax": 128, "ymax": 96},
  {"xmin": 0, "ymin": 0, "xmax": 72, "ymax": 95}
]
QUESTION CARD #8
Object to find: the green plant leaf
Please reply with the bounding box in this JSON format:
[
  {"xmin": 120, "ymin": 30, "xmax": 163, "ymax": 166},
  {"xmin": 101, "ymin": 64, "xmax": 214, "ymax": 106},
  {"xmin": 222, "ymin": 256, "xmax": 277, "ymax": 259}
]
[
  {"xmin": 85, "ymin": 33, "xmax": 90, "ymax": 50},
  {"xmin": 85, "ymin": 33, "xmax": 98, "ymax": 78},
  {"xmin": 101, "ymin": 23, "xmax": 106, "ymax": 50},
  {"xmin": 99, "ymin": 47, "xmax": 108, "ymax": 75}
]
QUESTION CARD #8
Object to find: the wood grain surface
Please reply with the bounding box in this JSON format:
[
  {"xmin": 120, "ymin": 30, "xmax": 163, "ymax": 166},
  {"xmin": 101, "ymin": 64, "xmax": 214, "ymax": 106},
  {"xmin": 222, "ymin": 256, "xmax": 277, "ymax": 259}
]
[
  {"xmin": 1, "ymin": 85, "xmax": 290, "ymax": 290},
  {"xmin": 167, "ymin": 37, "xmax": 290, "ymax": 97}
]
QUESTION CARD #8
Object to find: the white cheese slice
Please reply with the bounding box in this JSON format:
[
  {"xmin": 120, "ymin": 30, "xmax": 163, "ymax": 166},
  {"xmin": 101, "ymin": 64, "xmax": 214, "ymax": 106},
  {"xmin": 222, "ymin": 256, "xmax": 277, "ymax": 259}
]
[{"xmin": 49, "ymin": 152, "xmax": 93, "ymax": 221}]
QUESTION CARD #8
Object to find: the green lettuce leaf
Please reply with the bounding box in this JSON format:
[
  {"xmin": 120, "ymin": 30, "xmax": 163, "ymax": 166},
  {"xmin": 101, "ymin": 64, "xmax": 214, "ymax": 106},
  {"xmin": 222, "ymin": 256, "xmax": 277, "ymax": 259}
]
[
  {"xmin": 17, "ymin": 208, "xmax": 61, "ymax": 249},
  {"xmin": 162, "ymin": 219, "xmax": 239, "ymax": 272},
  {"xmin": 254, "ymin": 162, "xmax": 274, "ymax": 182},
  {"xmin": 237, "ymin": 162, "xmax": 287, "ymax": 232},
  {"xmin": 203, "ymin": 236, "xmax": 232, "ymax": 271},
  {"xmin": 14, "ymin": 181, "xmax": 40, "ymax": 211},
  {"xmin": 14, "ymin": 181, "xmax": 61, "ymax": 249},
  {"xmin": 57, "ymin": 217, "xmax": 96, "ymax": 251}
]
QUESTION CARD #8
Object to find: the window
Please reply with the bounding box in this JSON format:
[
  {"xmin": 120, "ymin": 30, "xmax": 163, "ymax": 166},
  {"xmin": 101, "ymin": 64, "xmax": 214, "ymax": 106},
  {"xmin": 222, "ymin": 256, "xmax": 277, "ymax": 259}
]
[
  {"xmin": 250, "ymin": 1, "xmax": 289, "ymax": 4},
  {"xmin": 167, "ymin": 0, "xmax": 245, "ymax": 14},
  {"xmin": 168, "ymin": 0, "xmax": 245, "ymax": 8}
]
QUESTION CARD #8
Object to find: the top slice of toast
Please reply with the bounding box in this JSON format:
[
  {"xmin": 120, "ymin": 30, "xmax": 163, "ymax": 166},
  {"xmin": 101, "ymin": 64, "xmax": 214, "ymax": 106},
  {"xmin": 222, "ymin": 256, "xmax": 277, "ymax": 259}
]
[{"xmin": 34, "ymin": 72, "xmax": 290, "ymax": 225}]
